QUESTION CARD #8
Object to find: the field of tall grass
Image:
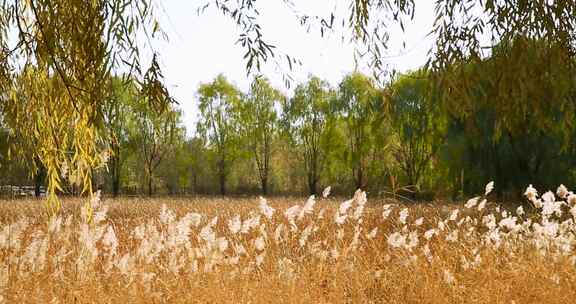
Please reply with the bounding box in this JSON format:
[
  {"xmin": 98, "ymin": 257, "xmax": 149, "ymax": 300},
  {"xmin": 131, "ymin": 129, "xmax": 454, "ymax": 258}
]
[{"xmin": 1, "ymin": 183, "xmax": 576, "ymax": 303}]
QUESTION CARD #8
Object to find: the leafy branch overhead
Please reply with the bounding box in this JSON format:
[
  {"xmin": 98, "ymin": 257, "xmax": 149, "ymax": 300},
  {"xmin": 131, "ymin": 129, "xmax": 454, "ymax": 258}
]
[{"xmin": 200, "ymin": 0, "xmax": 576, "ymax": 107}]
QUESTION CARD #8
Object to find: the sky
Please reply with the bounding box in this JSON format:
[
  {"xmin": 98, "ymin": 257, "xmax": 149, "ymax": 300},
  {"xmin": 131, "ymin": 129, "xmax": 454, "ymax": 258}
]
[{"xmin": 149, "ymin": 0, "xmax": 437, "ymax": 137}]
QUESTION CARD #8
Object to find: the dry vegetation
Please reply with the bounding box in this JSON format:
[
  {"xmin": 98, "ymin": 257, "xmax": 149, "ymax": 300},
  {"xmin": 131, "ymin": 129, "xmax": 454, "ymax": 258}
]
[{"xmin": 1, "ymin": 184, "xmax": 576, "ymax": 303}]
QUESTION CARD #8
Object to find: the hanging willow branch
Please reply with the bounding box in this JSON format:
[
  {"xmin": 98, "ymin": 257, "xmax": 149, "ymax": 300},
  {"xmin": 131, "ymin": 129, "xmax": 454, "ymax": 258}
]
[{"xmin": 0, "ymin": 0, "xmax": 174, "ymax": 215}]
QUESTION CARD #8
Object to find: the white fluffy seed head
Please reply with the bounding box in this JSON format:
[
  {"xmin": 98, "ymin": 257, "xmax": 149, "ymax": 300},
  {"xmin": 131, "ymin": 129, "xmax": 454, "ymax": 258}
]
[
  {"xmin": 367, "ymin": 227, "xmax": 378, "ymax": 239},
  {"xmin": 465, "ymin": 197, "xmax": 479, "ymax": 209},
  {"xmin": 485, "ymin": 181, "xmax": 494, "ymax": 195},
  {"xmin": 477, "ymin": 199, "xmax": 487, "ymax": 211},
  {"xmin": 449, "ymin": 209, "xmax": 459, "ymax": 221},
  {"xmin": 298, "ymin": 196, "xmax": 316, "ymax": 220},
  {"xmin": 398, "ymin": 208, "xmax": 409, "ymax": 224},
  {"xmin": 254, "ymin": 236, "xmax": 266, "ymax": 251},
  {"xmin": 387, "ymin": 232, "xmax": 406, "ymax": 248},
  {"xmin": 525, "ymin": 185, "xmax": 538, "ymax": 201},
  {"xmin": 159, "ymin": 204, "xmax": 175, "ymax": 225},
  {"xmin": 568, "ymin": 194, "xmax": 576, "ymax": 206},
  {"xmin": 228, "ymin": 215, "xmax": 242, "ymax": 234},
  {"xmin": 443, "ymin": 269, "xmax": 455, "ymax": 285},
  {"xmin": 322, "ymin": 186, "xmax": 331, "ymax": 198},
  {"xmin": 259, "ymin": 197, "xmax": 275, "ymax": 220},
  {"xmin": 557, "ymin": 184, "xmax": 569, "ymax": 199},
  {"xmin": 414, "ymin": 217, "xmax": 424, "ymax": 226},
  {"xmin": 339, "ymin": 199, "xmax": 353, "ymax": 215}
]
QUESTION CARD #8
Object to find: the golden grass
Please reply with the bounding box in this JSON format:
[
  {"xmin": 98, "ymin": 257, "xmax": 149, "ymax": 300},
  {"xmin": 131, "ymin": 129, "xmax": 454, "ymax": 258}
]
[{"xmin": 0, "ymin": 194, "xmax": 575, "ymax": 303}]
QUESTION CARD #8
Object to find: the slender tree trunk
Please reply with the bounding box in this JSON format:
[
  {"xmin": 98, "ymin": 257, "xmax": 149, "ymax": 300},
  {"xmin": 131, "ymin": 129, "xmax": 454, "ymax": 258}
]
[
  {"xmin": 110, "ymin": 156, "xmax": 120, "ymax": 197},
  {"xmin": 147, "ymin": 166, "xmax": 153, "ymax": 197},
  {"xmin": 219, "ymin": 173, "xmax": 226, "ymax": 196},
  {"xmin": 34, "ymin": 164, "xmax": 46, "ymax": 197},
  {"xmin": 218, "ymin": 155, "xmax": 227, "ymax": 195},
  {"xmin": 405, "ymin": 165, "xmax": 417, "ymax": 200},
  {"xmin": 193, "ymin": 172, "xmax": 198, "ymax": 194},
  {"xmin": 355, "ymin": 166, "xmax": 364, "ymax": 190},
  {"xmin": 111, "ymin": 144, "xmax": 121, "ymax": 197},
  {"xmin": 308, "ymin": 175, "xmax": 317, "ymax": 196},
  {"xmin": 191, "ymin": 169, "xmax": 197, "ymax": 194},
  {"xmin": 308, "ymin": 150, "xmax": 318, "ymax": 195},
  {"xmin": 261, "ymin": 174, "xmax": 268, "ymax": 196},
  {"xmin": 112, "ymin": 170, "xmax": 120, "ymax": 197}
]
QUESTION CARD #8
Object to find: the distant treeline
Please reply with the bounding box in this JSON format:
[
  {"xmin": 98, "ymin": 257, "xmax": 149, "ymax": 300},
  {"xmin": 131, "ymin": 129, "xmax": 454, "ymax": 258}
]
[{"xmin": 2, "ymin": 37, "xmax": 575, "ymax": 201}]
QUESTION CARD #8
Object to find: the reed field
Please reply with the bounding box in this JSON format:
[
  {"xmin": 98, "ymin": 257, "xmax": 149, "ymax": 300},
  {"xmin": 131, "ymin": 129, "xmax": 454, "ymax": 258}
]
[{"xmin": 1, "ymin": 183, "xmax": 576, "ymax": 303}]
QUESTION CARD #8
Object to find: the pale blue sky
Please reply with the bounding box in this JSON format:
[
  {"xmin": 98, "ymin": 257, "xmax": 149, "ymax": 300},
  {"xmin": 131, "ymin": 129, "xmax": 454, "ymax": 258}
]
[{"xmin": 150, "ymin": 0, "xmax": 437, "ymax": 136}]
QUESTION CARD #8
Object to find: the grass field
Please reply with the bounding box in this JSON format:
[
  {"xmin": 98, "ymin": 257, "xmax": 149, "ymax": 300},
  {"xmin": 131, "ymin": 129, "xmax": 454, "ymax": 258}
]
[{"xmin": 1, "ymin": 185, "xmax": 576, "ymax": 303}]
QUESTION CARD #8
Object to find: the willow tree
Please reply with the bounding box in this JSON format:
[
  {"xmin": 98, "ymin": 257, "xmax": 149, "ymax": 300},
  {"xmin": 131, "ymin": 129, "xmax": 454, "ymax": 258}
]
[
  {"xmin": 130, "ymin": 96, "xmax": 183, "ymax": 197},
  {"xmin": 0, "ymin": 0, "xmax": 172, "ymax": 213},
  {"xmin": 103, "ymin": 77, "xmax": 139, "ymax": 197},
  {"xmin": 430, "ymin": 2, "xmax": 576, "ymax": 122},
  {"xmin": 388, "ymin": 70, "xmax": 446, "ymax": 192},
  {"xmin": 282, "ymin": 76, "xmax": 335, "ymax": 195},
  {"xmin": 436, "ymin": 37, "xmax": 576, "ymax": 193},
  {"xmin": 239, "ymin": 76, "xmax": 284, "ymax": 195},
  {"xmin": 197, "ymin": 75, "xmax": 242, "ymax": 196},
  {"xmin": 334, "ymin": 72, "xmax": 383, "ymax": 190}
]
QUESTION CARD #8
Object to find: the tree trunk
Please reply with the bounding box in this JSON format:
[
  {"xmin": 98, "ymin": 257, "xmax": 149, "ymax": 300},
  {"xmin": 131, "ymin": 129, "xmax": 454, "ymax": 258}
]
[
  {"xmin": 406, "ymin": 172, "xmax": 417, "ymax": 200},
  {"xmin": 219, "ymin": 172, "xmax": 226, "ymax": 196},
  {"xmin": 218, "ymin": 156, "xmax": 227, "ymax": 196},
  {"xmin": 308, "ymin": 175, "xmax": 317, "ymax": 196},
  {"xmin": 191, "ymin": 170, "xmax": 197, "ymax": 194},
  {"xmin": 112, "ymin": 171, "xmax": 120, "ymax": 197},
  {"xmin": 147, "ymin": 169, "xmax": 153, "ymax": 197},
  {"xmin": 355, "ymin": 166, "xmax": 364, "ymax": 190},
  {"xmin": 261, "ymin": 174, "xmax": 268, "ymax": 196},
  {"xmin": 110, "ymin": 149, "xmax": 121, "ymax": 197},
  {"xmin": 34, "ymin": 165, "xmax": 46, "ymax": 197}
]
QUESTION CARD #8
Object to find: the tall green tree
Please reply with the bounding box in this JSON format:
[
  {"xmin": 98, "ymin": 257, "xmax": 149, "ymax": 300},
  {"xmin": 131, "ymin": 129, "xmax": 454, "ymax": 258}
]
[
  {"xmin": 239, "ymin": 76, "xmax": 284, "ymax": 195},
  {"xmin": 182, "ymin": 137, "xmax": 210, "ymax": 194},
  {"xmin": 388, "ymin": 70, "xmax": 446, "ymax": 192},
  {"xmin": 102, "ymin": 77, "xmax": 139, "ymax": 197},
  {"xmin": 334, "ymin": 72, "xmax": 383, "ymax": 190},
  {"xmin": 282, "ymin": 76, "xmax": 335, "ymax": 195},
  {"xmin": 197, "ymin": 75, "xmax": 242, "ymax": 195},
  {"xmin": 131, "ymin": 96, "xmax": 183, "ymax": 197}
]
